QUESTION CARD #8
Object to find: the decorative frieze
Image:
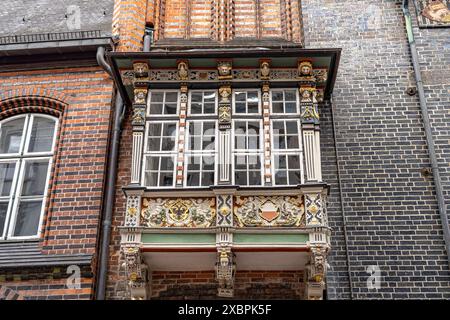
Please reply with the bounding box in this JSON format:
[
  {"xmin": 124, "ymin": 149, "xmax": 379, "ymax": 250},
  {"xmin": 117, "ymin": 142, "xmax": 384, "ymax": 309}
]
[
  {"xmin": 121, "ymin": 68, "xmax": 327, "ymax": 84},
  {"xmin": 234, "ymin": 196, "xmax": 305, "ymax": 227},
  {"xmin": 141, "ymin": 198, "xmax": 216, "ymax": 228}
]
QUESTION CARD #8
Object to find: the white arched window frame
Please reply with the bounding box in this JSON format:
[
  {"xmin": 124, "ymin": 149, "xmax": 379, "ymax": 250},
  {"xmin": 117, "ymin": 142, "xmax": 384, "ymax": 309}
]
[{"xmin": 0, "ymin": 114, "xmax": 58, "ymax": 240}]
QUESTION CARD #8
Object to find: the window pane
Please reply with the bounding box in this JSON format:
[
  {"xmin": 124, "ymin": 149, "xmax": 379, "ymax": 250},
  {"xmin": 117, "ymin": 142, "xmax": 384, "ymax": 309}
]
[
  {"xmin": 248, "ymin": 170, "xmax": 261, "ymax": 185},
  {"xmin": 13, "ymin": 200, "xmax": 43, "ymax": 237},
  {"xmin": 146, "ymin": 157, "xmax": 160, "ymax": 171},
  {"xmin": 0, "ymin": 202, "xmax": 8, "ymax": 236},
  {"xmin": 164, "ymin": 103, "xmax": 177, "ymax": 115},
  {"xmin": 272, "ymin": 121, "xmax": 284, "ymax": 133},
  {"xmin": 274, "ymin": 155, "xmax": 287, "ymax": 169},
  {"xmin": 203, "ymin": 156, "xmax": 215, "ymax": 171},
  {"xmin": 204, "ymin": 92, "xmax": 216, "ymax": 102},
  {"xmin": 248, "ymin": 155, "xmax": 260, "ymax": 170},
  {"xmin": 0, "ymin": 117, "xmax": 25, "ymax": 154},
  {"xmin": 21, "ymin": 161, "xmax": 49, "ymax": 196},
  {"xmin": 272, "ymin": 102, "xmax": 283, "ymax": 113},
  {"xmin": 201, "ymin": 172, "xmax": 214, "ymax": 186},
  {"xmin": 285, "ymin": 102, "xmax": 297, "ymax": 113},
  {"xmin": 203, "ymin": 122, "xmax": 215, "ymax": 134},
  {"xmin": 285, "ymin": 90, "xmax": 296, "ymax": 101},
  {"xmin": 148, "ymin": 137, "xmax": 161, "ymax": 151},
  {"xmin": 235, "ymin": 92, "xmax": 246, "ymax": 102},
  {"xmin": 235, "ymin": 102, "xmax": 246, "ymax": 114},
  {"xmin": 273, "ymin": 135, "xmax": 285, "ymax": 149},
  {"xmin": 159, "ymin": 171, "xmax": 174, "ymax": 186},
  {"xmin": 149, "ymin": 103, "xmax": 163, "ymax": 115},
  {"xmin": 151, "ymin": 92, "xmax": 164, "ymax": 103},
  {"xmin": 145, "ymin": 172, "xmax": 158, "ymax": 186},
  {"xmin": 288, "ymin": 155, "xmax": 301, "ymax": 169},
  {"xmin": 248, "ymin": 136, "xmax": 259, "ymax": 150},
  {"xmin": 203, "ymin": 136, "xmax": 215, "ymax": 150},
  {"xmin": 272, "ymin": 91, "xmax": 283, "ymax": 101},
  {"xmin": 275, "ymin": 171, "xmax": 287, "ymax": 185},
  {"xmin": 235, "ymin": 155, "xmax": 246, "ymax": 170},
  {"xmin": 286, "ymin": 121, "xmax": 298, "ymax": 134},
  {"xmin": 289, "ymin": 171, "xmax": 301, "ymax": 185},
  {"xmin": 162, "ymin": 123, "xmax": 176, "ymax": 137},
  {"xmin": 247, "ymin": 92, "xmax": 259, "ymax": 113},
  {"xmin": 186, "ymin": 172, "xmax": 200, "ymax": 186},
  {"xmin": 148, "ymin": 123, "xmax": 162, "ymax": 137},
  {"xmin": 160, "ymin": 156, "xmax": 174, "ymax": 171},
  {"xmin": 161, "ymin": 138, "xmax": 175, "ymax": 151},
  {"xmin": 165, "ymin": 92, "xmax": 178, "ymax": 103},
  {"xmin": 187, "ymin": 156, "xmax": 201, "ymax": 171},
  {"xmin": 0, "ymin": 162, "xmax": 16, "ymax": 196},
  {"xmin": 28, "ymin": 117, "xmax": 56, "ymax": 153},
  {"xmin": 191, "ymin": 102, "xmax": 202, "ymax": 114},
  {"xmin": 191, "ymin": 93, "xmax": 202, "ymax": 103},
  {"xmin": 235, "ymin": 172, "xmax": 247, "ymax": 185},
  {"xmin": 204, "ymin": 103, "xmax": 215, "ymax": 114},
  {"xmin": 287, "ymin": 136, "xmax": 299, "ymax": 149}
]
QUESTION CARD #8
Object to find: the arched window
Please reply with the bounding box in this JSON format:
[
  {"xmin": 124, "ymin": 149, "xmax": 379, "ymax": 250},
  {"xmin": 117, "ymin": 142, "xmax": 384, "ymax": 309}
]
[{"xmin": 0, "ymin": 114, "xmax": 58, "ymax": 240}]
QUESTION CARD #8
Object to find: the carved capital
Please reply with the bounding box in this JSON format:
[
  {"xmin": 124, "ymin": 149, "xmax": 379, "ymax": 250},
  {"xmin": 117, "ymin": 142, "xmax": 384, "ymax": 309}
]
[
  {"xmin": 260, "ymin": 60, "xmax": 271, "ymax": 80},
  {"xmin": 133, "ymin": 62, "xmax": 150, "ymax": 85}
]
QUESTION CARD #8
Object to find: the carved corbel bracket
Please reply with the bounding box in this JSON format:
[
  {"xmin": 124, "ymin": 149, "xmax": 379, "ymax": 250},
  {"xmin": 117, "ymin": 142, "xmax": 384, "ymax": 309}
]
[
  {"xmin": 122, "ymin": 245, "xmax": 149, "ymax": 300},
  {"xmin": 305, "ymin": 243, "xmax": 329, "ymax": 300},
  {"xmin": 215, "ymin": 247, "xmax": 236, "ymax": 298}
]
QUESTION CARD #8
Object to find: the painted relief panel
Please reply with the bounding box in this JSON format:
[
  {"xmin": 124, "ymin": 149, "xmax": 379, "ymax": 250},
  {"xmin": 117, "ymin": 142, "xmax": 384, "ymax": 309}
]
[
  {"xmin": 415, "ymin": 0, "xmax": 450, "ymax": 27},
  {"xmin": 141, "ymin": 198, "xmax": 216, "ymax": 227},
  {"xmin": 233, "ymin": 196, "xmax": 305, "ymax": 227}
]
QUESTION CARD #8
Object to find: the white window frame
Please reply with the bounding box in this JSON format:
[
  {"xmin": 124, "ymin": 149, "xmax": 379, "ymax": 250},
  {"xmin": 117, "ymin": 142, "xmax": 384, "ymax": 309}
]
[
  {"xmin": 188, "ymin": 90, "xmax": 218, "ymax": 116},
  {"xmin": 231, "ymin": 119, "xmax": 264, "ymax": 186},
  {"xmin": 232, "ymin": 89, "xmax": 261, "ymax": 115},
  {"xmin": 147, "ymin": 90, "xmax": 180, "ymax": 117},
  {"xmin": 269, "ymin": 89, "xmax": 300, "ymax": 115},
  {"xmin": 0, "ymin": 114, "xmax": 58, "ymax": 240},
  {"xmin": 270, "ymin": 119, "xmax": 304, "ymax": 186},
  {"xmin": 142, "ymin": 120, "xmax": 179, "ymax": 188},
  {"xmin": 184, "ymin": 120, "xmax": 218, "ymax": 188}
]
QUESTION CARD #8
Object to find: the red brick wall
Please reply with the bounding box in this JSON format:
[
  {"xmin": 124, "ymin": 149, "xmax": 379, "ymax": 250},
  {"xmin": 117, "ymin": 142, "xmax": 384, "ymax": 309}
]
[
  {"xmin": 0, "ymin": 66, "xmax": 114, "ymax": 299},
  {"xmin": 152, "ymin": 271, "xmax": 304, "ymax": 300}
]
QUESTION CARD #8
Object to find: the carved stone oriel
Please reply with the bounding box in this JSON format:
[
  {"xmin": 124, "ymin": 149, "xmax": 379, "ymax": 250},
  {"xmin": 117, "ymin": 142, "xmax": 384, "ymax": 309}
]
[
  {"xmin": 234, "ymin": 196, "xmax": 305, "ymax": 227},
  {"xmin": 141, "ymin": 198, "xmax": 216, "ymax": 228}
]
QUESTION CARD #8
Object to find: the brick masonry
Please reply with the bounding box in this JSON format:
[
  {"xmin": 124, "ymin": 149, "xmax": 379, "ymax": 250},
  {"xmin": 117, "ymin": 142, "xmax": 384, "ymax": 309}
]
[
  {"xmin": 303, "ymin": 0, "xmax": 450, "ymax": 299},
  {"xmin": 0, "ymin": 66, "xmax": 114, "ymax": 299}
]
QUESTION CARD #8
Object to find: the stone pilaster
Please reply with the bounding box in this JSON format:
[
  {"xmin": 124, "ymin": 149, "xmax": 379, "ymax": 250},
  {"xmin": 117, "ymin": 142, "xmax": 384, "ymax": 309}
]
[
  {"xmin": 130, "ymin": 62, "xmax": 150, "ymax": 185},
  {"xmin": 298, "ymin": 59, "xmax": 322, "ymax": 183}
]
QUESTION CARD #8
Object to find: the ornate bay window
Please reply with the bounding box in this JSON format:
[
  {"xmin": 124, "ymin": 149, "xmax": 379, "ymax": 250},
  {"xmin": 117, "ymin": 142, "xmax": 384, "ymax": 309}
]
[{"xmin": 112, "ymin": 49, "xmax": 340, "ymax": 300}]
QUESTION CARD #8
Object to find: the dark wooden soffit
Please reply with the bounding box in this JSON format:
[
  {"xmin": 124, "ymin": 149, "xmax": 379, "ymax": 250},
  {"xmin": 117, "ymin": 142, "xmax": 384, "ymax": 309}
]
[{"xmin": 107, "ymin": 48, "xmax": 342, "ymax": 108}]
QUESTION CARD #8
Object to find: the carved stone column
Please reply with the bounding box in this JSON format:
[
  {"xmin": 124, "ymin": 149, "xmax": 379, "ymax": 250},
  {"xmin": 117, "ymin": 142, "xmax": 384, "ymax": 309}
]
[
  {"xmin": 298, "ymin": 60, "xmax": 322, "ymax": 183},
  {"xmin": 131, "ymin": 62, "xmax": 150, "ymax": 185}
]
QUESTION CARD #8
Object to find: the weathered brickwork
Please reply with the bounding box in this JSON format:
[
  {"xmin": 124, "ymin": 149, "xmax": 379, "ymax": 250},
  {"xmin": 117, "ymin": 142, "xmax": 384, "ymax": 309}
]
[
  {"xmin": 303, "ymin": 0, "xmax": 450, "ymax": 299},
  {"xmin": 0, "ymin": 266, "xmax": 93, "ymax": 300},
  {"xmin": 0, "ymin": 67, "xmax": 114, "ymax": 299},
  {"xmin": 151, "ymin": 271, "xmax": 304, "ymax": 300}
]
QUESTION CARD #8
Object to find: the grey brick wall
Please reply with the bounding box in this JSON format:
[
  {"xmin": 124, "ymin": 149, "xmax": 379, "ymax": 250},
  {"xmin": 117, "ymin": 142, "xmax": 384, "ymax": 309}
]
[
  {"xmin": 304, "ymin": 0, "xmax": 450, "ymax": 299},
  {"xmin": 0, "ymin": 0, "xmax": 114, "ymax": 37}
]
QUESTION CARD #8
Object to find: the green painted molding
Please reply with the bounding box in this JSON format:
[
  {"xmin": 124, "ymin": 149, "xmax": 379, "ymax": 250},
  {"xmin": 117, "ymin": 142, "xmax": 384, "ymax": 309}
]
[
  {"xmin": 234, "ymin": 233, "xmax": 309, "ymax": 244},
  {"xmin": 142, "ymin": 233, "xmax": 216, "ymax": 244}
]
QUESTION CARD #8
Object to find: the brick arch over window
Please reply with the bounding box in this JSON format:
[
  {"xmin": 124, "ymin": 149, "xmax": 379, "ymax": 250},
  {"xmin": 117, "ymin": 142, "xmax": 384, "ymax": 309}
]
[{"xmin": 0, "ymin": 88, "xmax": 68, "ymax": 120}]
